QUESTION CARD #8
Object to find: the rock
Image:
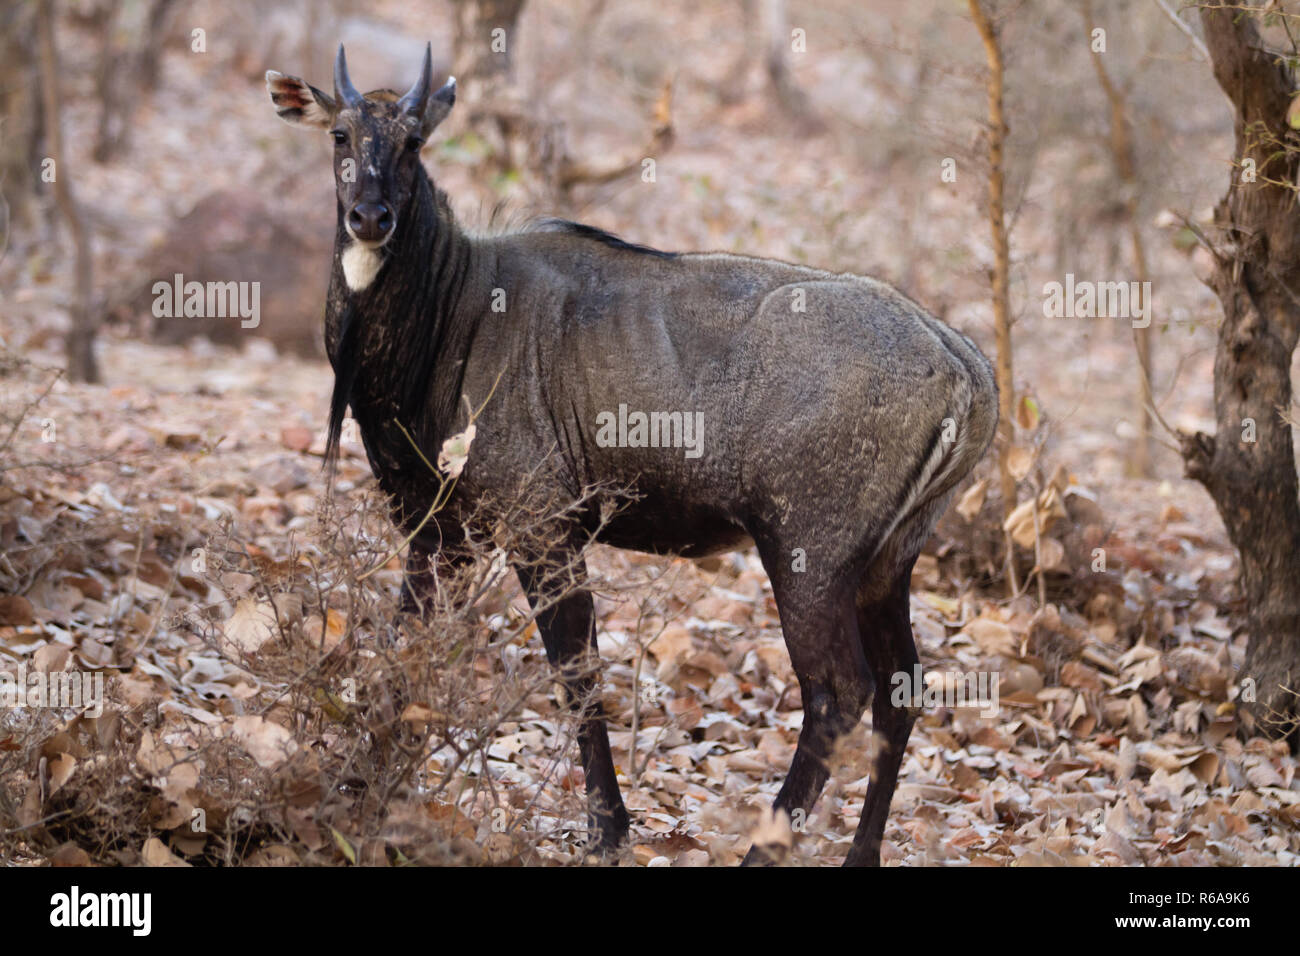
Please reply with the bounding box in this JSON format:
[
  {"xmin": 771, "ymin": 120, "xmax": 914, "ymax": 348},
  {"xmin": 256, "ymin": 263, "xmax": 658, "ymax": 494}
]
[
  {"xmin": 112, "ymin": 189, "xmax": 332, "ymax": 358},
  {"xmin": 249, "ymin": 456, "xmax": 313, "ymax": 494},
  {"xmin": 280, "ymin": 425, "xmax": 314, "ymax": 453}
]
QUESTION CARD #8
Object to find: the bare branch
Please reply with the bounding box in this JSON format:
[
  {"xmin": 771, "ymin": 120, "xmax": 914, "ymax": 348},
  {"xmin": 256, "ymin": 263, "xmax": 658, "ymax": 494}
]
[{"xmin": 1154, "ymin": 0, "xmax": 1211, "ymax": 60}]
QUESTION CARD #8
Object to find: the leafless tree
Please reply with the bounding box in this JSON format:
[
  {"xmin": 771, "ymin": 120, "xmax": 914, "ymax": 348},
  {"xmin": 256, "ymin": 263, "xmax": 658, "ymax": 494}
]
[
  {"xmin": 1183, "ymin": 0, "xmax": 1300, "ymax": 739},
  {"xmin": 37, "ymin": 0, "xmax": 99, "ymax": 383}
]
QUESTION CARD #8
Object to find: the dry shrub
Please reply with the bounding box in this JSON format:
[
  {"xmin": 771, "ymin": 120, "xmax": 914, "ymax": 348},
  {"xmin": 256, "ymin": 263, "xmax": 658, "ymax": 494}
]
[
  {"xmin": 0, "ymin": 390, "xmax": 628, "ymax": 864},
  {"xmin": 928, "ymin": 457, "xmax": 1127, "ymax": 624}
]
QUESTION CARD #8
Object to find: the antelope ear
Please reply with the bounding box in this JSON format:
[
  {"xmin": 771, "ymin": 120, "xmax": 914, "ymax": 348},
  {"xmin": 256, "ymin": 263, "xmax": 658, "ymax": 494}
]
[
  {"xmin": 266, "ymin": 71, "xmax": 336, "ymax": 129},
  {"xmin": 420, "ymin": 76, "xmax": 456, "ymax": 138}
]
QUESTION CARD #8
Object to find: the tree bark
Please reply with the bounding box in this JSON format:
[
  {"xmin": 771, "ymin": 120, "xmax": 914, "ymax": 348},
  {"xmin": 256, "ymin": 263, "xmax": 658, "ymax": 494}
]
[
  {"xmin": 968, "ymin": 2, "xmax": 1018, "ymax": 554},
  {"xmin": 760, "ymin": 0, "xmax": 820, "ymax": 131},
  {"xmin": 0, "ymin": 2, "xmax": 40, "ymax": 242},
  {"xmin": 1189, "ymin": 1, "xmax": 1300, "ymax": 741},
  {"xmin": 37, "ymin": 0, "xmax": 100, "ymax": 383},
  {"xmin": 92, "ymin": 0, "xmax": 179, "ymax": 163},
  {"xmin": 449, "ymin": 0, "xmax": 529, "ymax": 181},
  {"xmin": 92, "ymin": 0, "xmax": 124, "ymax": 164},
  {"xmin": 1083, "ymin": 0, "xmax": 1154, "ymax": 478},
  {"xmin": 136, "ymin": 0, "xmax": 179, "ymax": 93},
  {"xmin": 452, "ymin": 0, "xmax": 526, "ymax": 91}
]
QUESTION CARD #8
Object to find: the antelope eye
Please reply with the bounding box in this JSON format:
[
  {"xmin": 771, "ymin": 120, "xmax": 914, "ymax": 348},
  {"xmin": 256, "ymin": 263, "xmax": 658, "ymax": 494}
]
[
  {"xmin": 331, "ymin": 130, "xmax": 348, "ymax": 146},
  {"xmin": 405, "ymin": 135, "xmax": 423, "ymax": 153}
]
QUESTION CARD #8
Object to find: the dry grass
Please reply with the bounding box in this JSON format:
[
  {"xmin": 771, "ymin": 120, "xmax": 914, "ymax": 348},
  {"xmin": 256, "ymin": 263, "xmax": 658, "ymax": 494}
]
[{"xmin": 0, "ymin": 349, "xmax": 637, "ymax": 865}]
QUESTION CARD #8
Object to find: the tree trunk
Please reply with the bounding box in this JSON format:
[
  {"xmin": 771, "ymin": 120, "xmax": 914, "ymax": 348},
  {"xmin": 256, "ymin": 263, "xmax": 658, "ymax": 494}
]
[
  {"xmin": 0, "ymin": 2, "xmax": 40, "ymax": 241},
  {"xmin": 1082, "ymin": 0, "xmax": 1154, "ymax": 478},
  {"xmin": 717, "ymin": 0, "xmax": 759, "ymax": 105},
  {"xmin": 760, "ymin": 0, "xmax": 820, "ymax": 131},
  {"xmin": 450, "ymin": 0, "xmax": 529, "ymax": 179},
  {"xmin": 452, "ymin": 0, "xmax": 526, "ymax": 91},
  {"xmin": 136, "ymin": 0, "xmax": 180, "ymax": 93},
  {"xmin": 37, "ymin": 0, "xmax": 100, "ymax": 384},
  {"xmin": 968, "ymin": 0, "xmax": 1019, "ymax": 593},
  {"xmin": 92, "ymin": 0, "xmax": 179, "ymax": 164},
  {"xmin": 92, "ymin": 0, "xmax": 124, "ymax": 164},
  {"xmin": 1188, "ymin": 1, "xmax": 1300, "ymax": 741}
]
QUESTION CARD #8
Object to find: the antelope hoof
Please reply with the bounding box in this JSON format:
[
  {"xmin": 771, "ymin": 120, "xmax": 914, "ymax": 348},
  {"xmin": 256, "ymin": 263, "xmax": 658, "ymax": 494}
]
[{"xmin": 585, "ymin": 805, "xmax": 631, "ymax": 859}]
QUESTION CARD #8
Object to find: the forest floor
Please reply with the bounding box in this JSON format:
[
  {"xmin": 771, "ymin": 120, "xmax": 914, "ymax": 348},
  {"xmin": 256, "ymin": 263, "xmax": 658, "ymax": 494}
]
[
  {"xmin": 0, "ymin": 334, "xmax": 1294, "ymax": 866},
  {"xmin": 2, "ymin": 0, "xmax": 1297, "ymax": 866}
]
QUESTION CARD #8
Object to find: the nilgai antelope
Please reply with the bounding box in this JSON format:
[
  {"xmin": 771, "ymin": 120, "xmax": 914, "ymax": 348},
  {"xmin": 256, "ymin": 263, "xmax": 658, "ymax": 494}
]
[{"xmin": 266, "ymin": 44, "xmax": 997, "ymax": 866}]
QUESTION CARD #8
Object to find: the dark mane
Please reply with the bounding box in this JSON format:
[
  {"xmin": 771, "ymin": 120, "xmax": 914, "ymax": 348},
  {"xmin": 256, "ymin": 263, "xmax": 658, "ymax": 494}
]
[{"xmin": 531, "ymin": 218, "xmax": 678, "ymax": 259}]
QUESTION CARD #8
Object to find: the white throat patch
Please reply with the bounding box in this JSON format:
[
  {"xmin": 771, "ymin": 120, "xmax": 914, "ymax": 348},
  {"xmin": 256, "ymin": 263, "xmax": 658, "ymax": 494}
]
[{"xmin": 341, "ymin": 242, "xmax": 384, "ymax": 291}]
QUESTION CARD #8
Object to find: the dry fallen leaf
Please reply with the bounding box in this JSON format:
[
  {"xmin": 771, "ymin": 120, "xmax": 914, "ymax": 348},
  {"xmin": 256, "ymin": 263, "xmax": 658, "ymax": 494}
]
[
  {"xmin": 46, "ymin": 753, "xmax": 76, "ymax": 796},
  {"xmin": 142, "ymin": 837, "xmax": 191, "ymax": 867},
  {"xmin": 1037, "ymin": 536, "xmax": 1067, "ymax": 572},
  {"xmin": 965, "ymin": 617, "xmax": 1017, "ymax": 656},
  {"xmin": 1007, "ymin": 445, "xmax": 1036, "ymax": 482},
  {"xmin": 304, "ymin": 608, "xmax": 348, "ymax": 652},
  {"xmin": 437, "ymin": 424, "xmax": 477, "ymax": 478},
  {"xmin": 1003, "ymin": 486, "xmax": 1069, "ymax": 550},
  {"xmin": 232, "ymin": 715, "xmax": 298, "ymax": 769},
  {"xmin": 1016, "ymin": 395, "xmax": 1041, "ymax": 430},
  {"xmin": 222, "ymin": 597, "xmax": 279, "ymax": 655},
  {"xmin": 748, "ymin": 805, "xmax": 793, "ymax": 862},
  {"xmin": 649, "ymin": 625, "xmax": 694, "ymax": 678},
  {"xmin": 956, "ymin": 478, "xmax": 989, "ymax": 522}
]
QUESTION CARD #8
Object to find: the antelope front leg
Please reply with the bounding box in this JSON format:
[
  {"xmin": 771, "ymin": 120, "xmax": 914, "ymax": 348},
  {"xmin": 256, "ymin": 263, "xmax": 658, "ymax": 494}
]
[
  {"xmin": 516, "ymin": 557, "xmax": 630, "ymax": 856},
  {"xmin": 400, "ymin": 531, "xmax": 470, "ymax": 619}
]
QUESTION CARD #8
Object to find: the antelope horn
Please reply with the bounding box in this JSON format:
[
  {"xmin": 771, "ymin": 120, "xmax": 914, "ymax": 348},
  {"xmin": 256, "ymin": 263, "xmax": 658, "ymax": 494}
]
[
  {"xmin": 397, "ymin": 43, "xmax": 433, "ymax": 117},
  {"xmin": 334, "ymin": 44, "xmax": 363, "ymax": 109}
]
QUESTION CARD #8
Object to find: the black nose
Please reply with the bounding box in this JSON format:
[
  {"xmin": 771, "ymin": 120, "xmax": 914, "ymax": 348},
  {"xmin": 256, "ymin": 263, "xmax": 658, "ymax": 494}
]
[{"xmin": 347, "ymin": 202, "xmax": 393, "ymax": 242}]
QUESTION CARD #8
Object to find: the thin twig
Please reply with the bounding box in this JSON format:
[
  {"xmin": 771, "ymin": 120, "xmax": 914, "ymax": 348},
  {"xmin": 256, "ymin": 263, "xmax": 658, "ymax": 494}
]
[{"xmin": 1154, "ymin": 0, "xmax": 1211, "ymax": 60}]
